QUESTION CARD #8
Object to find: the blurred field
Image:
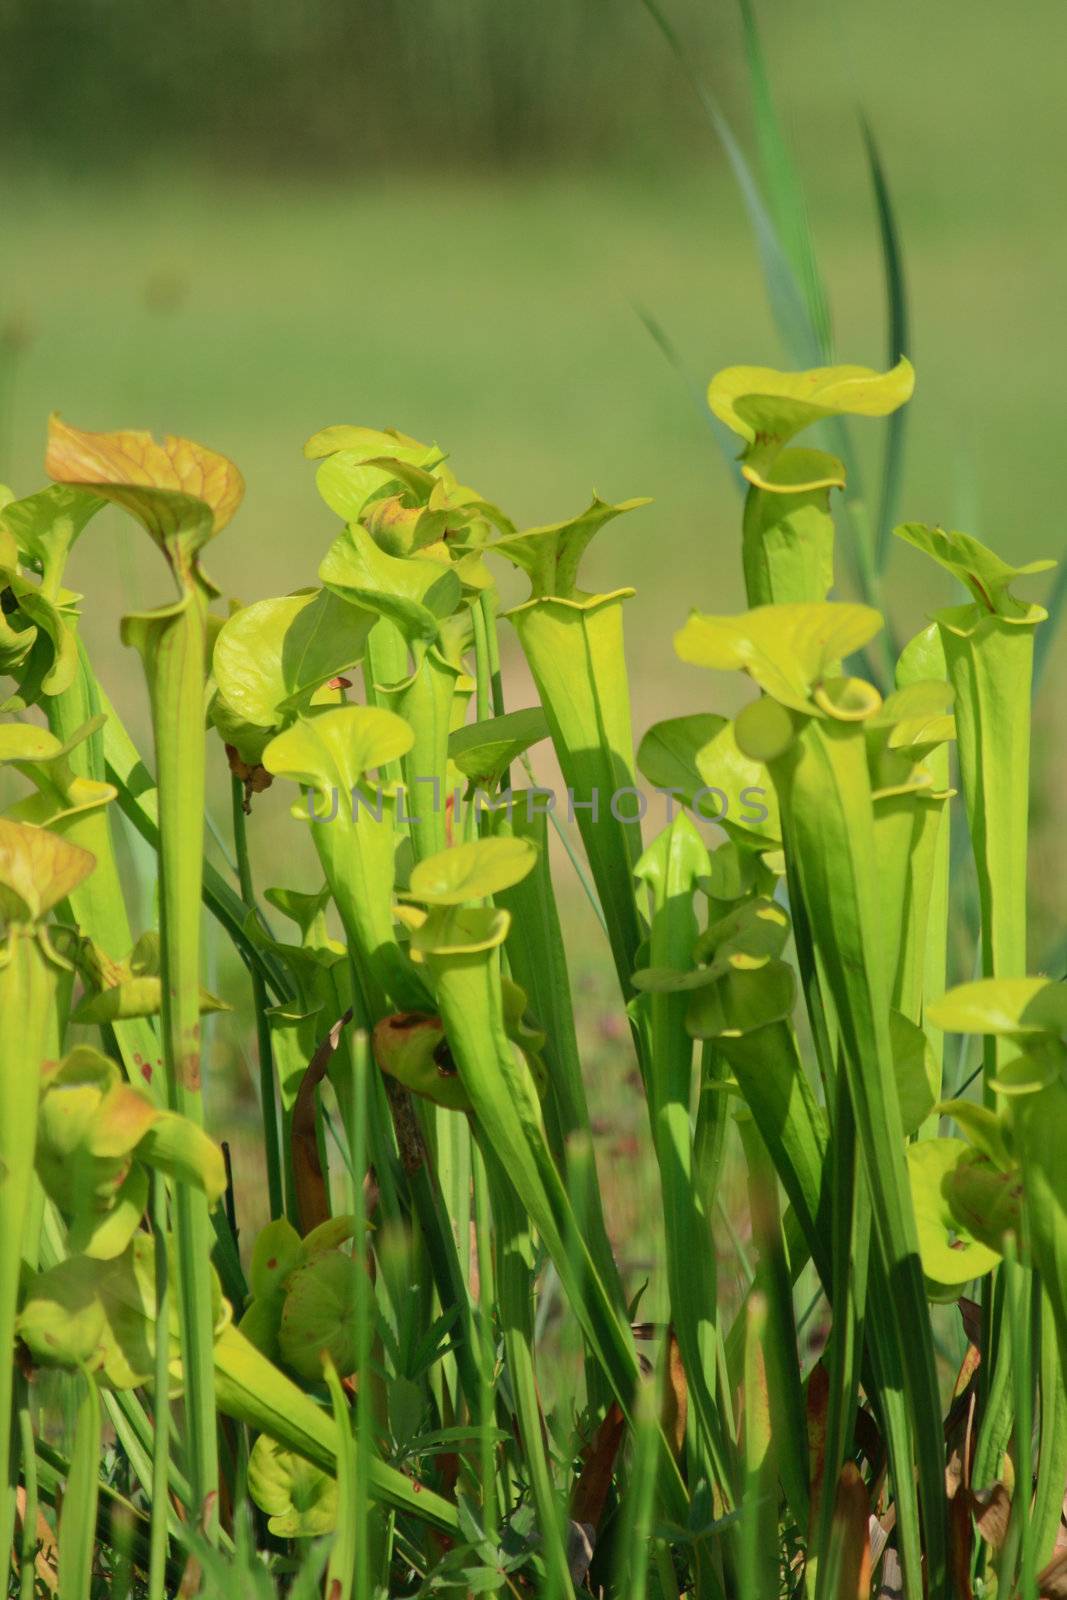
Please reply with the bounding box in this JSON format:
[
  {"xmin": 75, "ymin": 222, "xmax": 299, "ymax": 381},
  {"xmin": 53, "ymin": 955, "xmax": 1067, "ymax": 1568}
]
[
  {"xmin": 4, "ymin": 0, "xmax": 1066, "ymax": 650},
  {"xmin": 4, "ymin": 0, "xmax": 1064, "ymax": 1277},
  {"xmin": 5, "ymin": 160, "xmax": 1066, "ymax": 658}
]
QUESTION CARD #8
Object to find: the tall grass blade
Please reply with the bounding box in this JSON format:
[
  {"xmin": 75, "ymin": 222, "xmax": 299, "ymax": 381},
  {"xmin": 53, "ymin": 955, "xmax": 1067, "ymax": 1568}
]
[
  {"xmin": 641, "ymin": 0, "xmax": 822, "ymax": 369},
  {"xmin": 862, "ymin": 117, "xmax": 912, "ymax": 573},
  {"xmin": 57, "ymin": 1372, "xmax": 102, "ymax": 1600},
  {"xmin": 613, "ymin": 1371, "xmax": 662, "ymax": 1600},
  {"xmin": 1033, "ymin": 1289, "xmax": 1067, "ymax": 1570},
  {"xmin": 738, "ymin": 0, "xmax": 833, "ymax": 359}
]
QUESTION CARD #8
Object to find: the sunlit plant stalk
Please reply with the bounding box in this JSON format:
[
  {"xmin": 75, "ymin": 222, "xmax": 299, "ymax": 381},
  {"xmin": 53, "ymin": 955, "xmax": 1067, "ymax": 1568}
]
[
  {"xmin": 493, "ymin": 499, "xmax": 650, "ymax": 1005},
  {"xmin": 46, "ymin": 415, "xmax": 246, "ymax": 1537},
  {"xmin": 0, "ymin": 819, "xmax": 94, "ymax": 1578},
  {"xmin": 898, "ymin": 523, "xmax": 1053, "ymax": 1516},
  {"xmin": 895, "ymin": 523, "xmax": 1053, "ymax": 1088},
  {"xmin": 229, "ymin": 774, "xmax": 284, "ymax": 1220},
  {"xmin": 707, "ymin": 362, "xmax": 913, "ymax": 629},
  {"xmin": 677, "ymin": 600, "xmax": 947, "ymax": 1594},
  {"xmin": 56, "ymin": 1368, "xmax": 102, "ymax": 1600},
  {"xmin": 632, "ymin": 813, "xmax": 738, "ymax": 1504}
]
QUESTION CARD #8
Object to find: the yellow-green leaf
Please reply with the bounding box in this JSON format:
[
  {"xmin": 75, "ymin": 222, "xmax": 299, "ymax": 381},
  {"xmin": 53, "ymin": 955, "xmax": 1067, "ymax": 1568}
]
[
  {"xmin": 407, "ymin": 836, "xmax": 537, "ymax": 906},
  {"xmin": 247, "ymin": 1434, "xmax": 338, "ymax": 1537},
  {"xmin": 907, "ymin": 1138, "xmax": 1000, "ymax": 1290},
  {"xmin": 708, "ymin": 359, "xmax": 914, "ymax": 445},
  {"xmin": 676, "ymin": 602, "xmax": 883, "ymax": 714},
  {"xmin": 46, "ymin": 415, "xmax": 244, "ymax": 557},
  {"xmin": 263, "ymin": 704, "xmax": 414, "ymax": 797},
  {"xmin": 927, "ymin": 977, "xmax": 1067, "ymax": 1040},
  {"xmin": 0, "ymin": 816, "xmax": 95, "ymax": 924}
]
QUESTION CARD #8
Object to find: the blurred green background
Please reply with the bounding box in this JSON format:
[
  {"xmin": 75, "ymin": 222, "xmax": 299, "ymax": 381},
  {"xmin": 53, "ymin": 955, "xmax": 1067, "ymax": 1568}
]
[
  {"xmin": 4, "ymin": 0, "xmax": 1065, "ymax": 629},
  {"xmin": 4, "ymin": 0, "xmax": 1063, "ymax": 1266}
]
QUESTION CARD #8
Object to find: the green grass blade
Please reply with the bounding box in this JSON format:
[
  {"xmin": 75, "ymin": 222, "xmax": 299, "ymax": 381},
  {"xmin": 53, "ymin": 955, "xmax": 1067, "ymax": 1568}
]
[
  {"xmin": 812, "ymin": 1081, "xmax": 865, "ymax": 1598},
  {"xmin": 323, "ymin": 1358, "xmax": 359, "ymax": 1600},
  {"xmin": 632, "ymin": 302, "xmax": 733, "ymax": 459},
  {"xmin": 0, "ymin": 928, "xmax": 60, "ymax": 1578},
  {"xmin": 1033, "ymin": 1287, "xmax": 1067, "ymax": 1570},
  {"xmin": 16, "ymin": 1376, "xmax": 38, "ymax": 1600},
  {"xmin": 862, "ymin": 117, "xmax": 911, "ymax": 574},
  {"xmin": 57, "ymin": 1372, "xmax": 102, "ymax": 1600},
  {"xmin": 612, "ymin": 1370, "xmax": 663, "ymax": 1600},
  {"xmin": 738, "ymin": 1293, "xmax": 778, "ymax": 1600},
  {"xmin": 640, "ymin": 0, "xmax": 822, "ymax": 371},
  {"xmin": 490, "ymin": 796, "xmax": 626, "ymax": 1421},
  {"xmin": 148, "ymin": 1173, "xmax": 172, "ymax": 1600},
  {"xmin": 344, "ymin": 1016, "xmax": 374, "ymax": 1600},
  {"xmin": 486, "ymin": 1148, "xmax": 576, "ymax": 1598},
  {"xmin": 738, "ymin": 0, "xmax": 832, "ymax": 360},
  {"xmin": 230, "ymin": 773, "xmax": 285, "ymax": 1221},
  {"xmin": 422, "ymin": 934, "xmax": 690, "ymax": 1521},
  {"xmin": 471, "ymin": 1141, "xmax": 500, "ymax": 1543},
  {"xmin": 1004, "ymin": 1245, "xmax": 1037, "ymax": 1597},
  {"xmin": 719, "ymin": 1022, "xmax": 831, "ymax": 1288},
  {"xmin": 737, "ymin": 1118, "xmax": 810, "ymax": 1530}
]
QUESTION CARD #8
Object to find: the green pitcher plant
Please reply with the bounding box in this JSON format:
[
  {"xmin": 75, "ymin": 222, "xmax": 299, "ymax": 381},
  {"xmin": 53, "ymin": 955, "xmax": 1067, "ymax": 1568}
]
[{"xmin": 1, "ymin": 369, "xmax": 1063, "ymax": 1600}]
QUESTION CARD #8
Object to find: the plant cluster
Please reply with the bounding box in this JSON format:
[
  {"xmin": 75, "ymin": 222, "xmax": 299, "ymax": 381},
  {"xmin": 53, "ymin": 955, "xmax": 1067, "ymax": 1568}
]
[{"xmin": 0, "ymin": 363, "xmax": 1064, "ymax": 1600}]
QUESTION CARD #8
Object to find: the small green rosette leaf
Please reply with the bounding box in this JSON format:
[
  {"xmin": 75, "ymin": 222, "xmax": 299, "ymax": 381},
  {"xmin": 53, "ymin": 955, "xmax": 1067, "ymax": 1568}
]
[
  {"xmin": 264, "ymin": 704, "xmax": 426, "ymax": 1013},
  {"xmin": 211, "ymin": 588, "xmax": 376, "ymax": 762},
  {"xmin": 448, "ymin": 706, "xmax": 549, "ymax": 786},
  {"xmin": 406, "ymin": 835, "xmax": 538, "ymax": 905},
  {"xmin": 18, "ymin": 1234, "xmax": 231, "ymax": 1389},
  {"xmin": 247, "ymin": 1434, "xmax": 338, "ymax": 1536},
  {"xmin": 907, "ymin": 1138, "xmax": 1001, "ymax": 1293},
  {"xmin": 35, "ymin": 1043, "xmax": 227, "ymax": 1257},
  {"xmin": 277, "ymin": 1250, "xmax": 362, "ymax": 1382},
  {"xmin": 637, "ymin": 711, "xmax": 781, "ymax": 848},
  {"xmin": 239, "ymin": 1215, "xmax": 357, "ymax": 1363},
  {"xmin": 71, "ymin": 929, "xmax": 229, "ymax": 1024}
]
